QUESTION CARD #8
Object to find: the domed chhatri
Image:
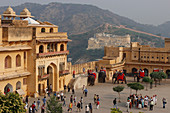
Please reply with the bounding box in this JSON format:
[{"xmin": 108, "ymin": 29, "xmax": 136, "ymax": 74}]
[
  {"xmin": 2, "ymin": 6, "xmax": 17, "ymax": 19},
  {"xmin": 20, "ymin": 8, "xmax": 34, "ymax": 19}
]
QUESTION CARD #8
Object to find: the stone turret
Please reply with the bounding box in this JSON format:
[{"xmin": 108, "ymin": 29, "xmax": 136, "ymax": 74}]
[
  {"xmin": 19, "ymin": 8, "xmax": 34, "ymax": 19},
  {"xmin": 2, "ymin": 6, "xmax": 17, "ymax": 20}
]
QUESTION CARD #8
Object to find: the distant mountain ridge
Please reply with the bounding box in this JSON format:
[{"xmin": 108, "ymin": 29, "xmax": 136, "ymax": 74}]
[{"xmin": 0, "ymin": 2, "xmax": 170, "ymax": 37}]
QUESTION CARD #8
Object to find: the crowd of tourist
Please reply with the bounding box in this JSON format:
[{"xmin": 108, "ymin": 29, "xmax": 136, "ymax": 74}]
[{"xmin": 126, "ymin": 94, "xmax": 167, "ymax": 112}]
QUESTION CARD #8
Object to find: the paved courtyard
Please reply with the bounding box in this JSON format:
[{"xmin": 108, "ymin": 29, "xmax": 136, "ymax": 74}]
[{"xmin": 29, "ymin": 77, "xmax": 170, "ymax": 113}]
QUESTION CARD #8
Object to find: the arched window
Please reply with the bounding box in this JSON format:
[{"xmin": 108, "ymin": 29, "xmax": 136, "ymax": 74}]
[
  {"xmin": 16, "ymin": 54, "xmax": 21, "ymax": 67},
  {"xmin": 39, "ymin": 45, "xmax": 44, "ymax": 53},
  {"xmin": 5, "ymin": 55, "xmax": 11, "ymax": 68},
  {"xmin": 16, "ymin": 81, "xmax": 21, "ymax": 90},
  {"xmin": 47, "ymin": 44, "xmax": 51, "ymax": 52},
  {"xmin": 50, "ymin": 28, "xmax": 53, "ymax": 33},
  {"xmin": 60, "ymin": 44, "xmax": 64, "ymax": 51},
  {"xmin": 41, "ymin": 28, "xmax": 45, "ymax": 33},
  {"xmin": 4, "ymin": 83, "xmax": 13, "ymax": 94},
  {"xmin": 55, "ymin": 43, "xmax": 58, "ymax": 51}
]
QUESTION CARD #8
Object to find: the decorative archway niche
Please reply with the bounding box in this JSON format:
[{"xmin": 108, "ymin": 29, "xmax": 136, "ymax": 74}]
[
  {"xmin": 4, "ymin": 83, "xmax": 13, "ymax": 94},
  {"xmin": 16, "ymin": 81, "xmax": 21, "ymax": 90}
]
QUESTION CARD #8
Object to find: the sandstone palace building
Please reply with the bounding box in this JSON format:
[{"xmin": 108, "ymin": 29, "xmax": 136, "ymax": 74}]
[
  {"xmin": 0, "ymin": 7, "xmax": 72, "ymax": 96},
  {"xmin": 98, "ymin": 38, "xmax": 170, "ymax": 80}
]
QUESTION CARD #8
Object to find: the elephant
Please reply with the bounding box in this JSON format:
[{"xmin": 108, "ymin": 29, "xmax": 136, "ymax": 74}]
[
  {"xmin": 98, "ymin": 71, "xmax": 106, "ymax": 83},
  {"xmin": 88, "ymin": 75, "xmax": 95, "ymax": 86}
]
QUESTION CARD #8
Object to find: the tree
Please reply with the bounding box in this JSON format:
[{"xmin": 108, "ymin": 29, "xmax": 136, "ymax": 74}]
[
  {"xmin": 47, "ymin": 96, "xmax": 62, "ymax": 113},
  {"xmin": 150, "ymin": 72, "xmax": 167, "ymax": 87},
  {"xmin": 127, "ymin": 82, "xmax": 144, "ymax": 94},
  {"xmin": 0, "ymin": 92, "xmax": 26, "ymax": 113},
  {"xmin": 142, "ymin": 77, "xmax": 152, "ymax": 91},
  {"xmin": 113, "ymin": 86, "xmax": 124, "ymax": 102},
  {"xmin": 157, "ymin": 72, "xmax": 167, "ymax": 85}
]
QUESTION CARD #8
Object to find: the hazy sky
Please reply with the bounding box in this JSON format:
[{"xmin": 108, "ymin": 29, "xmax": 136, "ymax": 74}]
[{"xmin": 1, "ymin": 0, "xmax": 170, "ymax": 25}]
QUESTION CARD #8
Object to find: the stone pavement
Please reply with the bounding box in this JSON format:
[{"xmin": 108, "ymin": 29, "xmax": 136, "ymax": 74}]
[{"xmin": 28, "ymin": 77, "xmax": 170, "ymax": 113}]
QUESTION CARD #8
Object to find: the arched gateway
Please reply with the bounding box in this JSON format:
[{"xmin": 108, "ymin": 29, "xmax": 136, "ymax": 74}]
[{"xmin": 46, "ymin": 63, "xmax": 58, "ymax": 92}]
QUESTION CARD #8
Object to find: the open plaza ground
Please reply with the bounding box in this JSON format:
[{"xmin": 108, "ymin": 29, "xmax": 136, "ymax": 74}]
[{"xmin": 29, "ymin": 77, "xmax": 170, "ymax": 113}]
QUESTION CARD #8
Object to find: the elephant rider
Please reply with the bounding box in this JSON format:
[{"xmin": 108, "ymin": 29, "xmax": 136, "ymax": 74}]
[
  {"xmin": 88, "ymin": 72, "xmax": 96, "ymax": 86},
  {"xmin": 137, "ymin": 69, "xmax": 144, "ymax": 82},
  {"xmin": 112, "ymin": 70, "xmax": 118, "ymax": 84},
  {"xmin": 117, "ymin": 70, "xmax": 125, "ymax": 84},
  {"xmin": 139, "ymin": 69, "xmax": 145, "ymax": 78}
]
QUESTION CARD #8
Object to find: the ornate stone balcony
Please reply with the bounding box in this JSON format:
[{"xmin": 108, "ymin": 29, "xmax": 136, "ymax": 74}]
[
  {"xmin": 37, "ymin": 50, "xmax": 69, "ymax": 58},
  {"xmin": 59, "ymin": 70, "xmax": 70, "ymax": 76},
  {"xmin": 38, "ymin": 74, "xmax": 49, "ymax": 80}
]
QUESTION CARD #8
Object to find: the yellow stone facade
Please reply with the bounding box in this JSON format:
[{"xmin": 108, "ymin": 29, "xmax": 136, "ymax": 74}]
[
  {"xmin": 0, "ymin": 7, "xmax": 72, "ymax": 96},
  {"xmin": 98, "ymin": 38, "xmax": 170, "ymax": 80}
]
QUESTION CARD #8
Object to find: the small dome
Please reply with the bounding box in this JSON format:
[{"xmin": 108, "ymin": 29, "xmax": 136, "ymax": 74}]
[
  {"xmin": 3, "ymin": 6, "xmax": 16, "ymax": 16},
  {"xmin": 20, "ymin": 8, "xmax": 34, "ymax": 18}
]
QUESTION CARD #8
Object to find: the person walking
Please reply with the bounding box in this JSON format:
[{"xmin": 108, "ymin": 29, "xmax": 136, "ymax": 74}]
[
  {"xmin": 41, "ymin": 104, "xmax": 45, "ymax": 113},
  {"xmin": 64, "ymin": 85, "xmax": 67, "ymax": 93},
  {"xmin": 47, "ymin": 88, "xmax": 50, "ymax": 97},
  {"xmin": 94, "ymin": 94, "xmax": 97, "ymax": 104},
  {"xmin": 68, "ymin": 102, "xmax": 73, "ymax": 112},
  {"xmin": 70, "ymin": 95, "xmax": 73, "ymax": 103},
  {"xmin": 63, "ymin": 96, "xmax": 66, "ymax": 106},
  {"xmin": 113, "ymin": 98, "xmax": 117, "ymax": 109},
  {"xmin": 89, "ymin": 103, "xmax": 92, "ymax": 113},
  {"xmin": 57, "ymin": 93, "xmax": 60, "ymax": 101},
  {"xmin": 72, "ymin": 87, "xmax": 75, "ymax": 94},
  {"xmin": 73, "ymin": 70, "xmax": 75, "ymax": 78},
  {"xmin": 29, "ymin": 105, "xmax": 32, "ymax": 113},
  {"xmin": 68, "ymin": 85, "xmax": 70, "ymax": 92},
  {"xmin": 126, "ymin": 100, "xmax": 130, "ymax": 112},
  {"xmin": 83, "ymin": 67, "xmax": 85, "ymax": 74},
  {"xmin": 84, "ymin": 88, "xmax": 88, "ymax": 97},
  {"xmin": 85, "ymin": 104, "xmax": 90, "ymax": 113},
  {"xmin": 150, "ymin": 99, "xmax": 154, "ymax": 111},
  {"xmin": 33, "ymin": 101, "xmax": 37, "ymax": 112},
  {"xmin": 42, "ymin": 96, "xmax": 46, "ymax": 105},
  {"xmin": 74, "ymin": 95, "xmax": 77, "ymax": 106},
  {"xmin": 37, "ymin": 98, "xmax": 40, "ymax": 110},
  {"xmin": 77, "ymin": 101, "xmax": 81, "ymax": 112},
  {"xmin": 96, "ymin": 100, "xmax": 100, "ymax": 109},
  {"xmin": 31, "ymin": 103, "xmax": 35, "ymax": 113},
  {"xmin": 162, "ymin": 98, "xmax": 167, "ymax": 108},
  {"xmin": 60, "ymin": 91, "xmax": 64, "ymax": 101},
  {"xmin": 80, "ymin": 97, "xmax": 83, "ymax": 109},
  {"xmin": 26, "ymin": 95, "xmax": 29, "ymax": 104}
]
